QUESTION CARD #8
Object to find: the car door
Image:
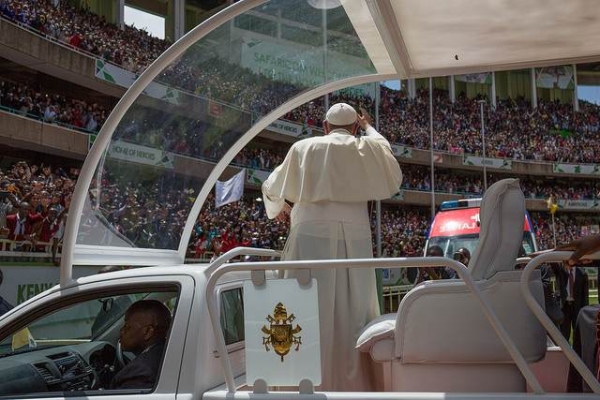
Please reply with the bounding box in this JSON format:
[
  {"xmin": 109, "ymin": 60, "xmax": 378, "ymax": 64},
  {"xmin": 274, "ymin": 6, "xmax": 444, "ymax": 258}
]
[{"xmin": 0, "ymin": 274, "xmax": 195, "ymax": 400}]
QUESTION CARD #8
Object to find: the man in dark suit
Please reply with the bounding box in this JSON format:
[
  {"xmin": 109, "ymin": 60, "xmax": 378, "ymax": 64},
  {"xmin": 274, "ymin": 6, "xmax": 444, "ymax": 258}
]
[
  {"xmin": 554, "ymin": 264, "xmax": 589, "ymax": 340},
  {"xmin": 110, "ymin": 299, "xmax": 171, "ymax": 390}
]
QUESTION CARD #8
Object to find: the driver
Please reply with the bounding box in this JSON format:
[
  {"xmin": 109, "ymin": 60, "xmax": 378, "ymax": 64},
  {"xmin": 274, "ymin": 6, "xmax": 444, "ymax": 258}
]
[{"xmin": 110, "ymin": 300, "xmax": 171, "ymax": 390}]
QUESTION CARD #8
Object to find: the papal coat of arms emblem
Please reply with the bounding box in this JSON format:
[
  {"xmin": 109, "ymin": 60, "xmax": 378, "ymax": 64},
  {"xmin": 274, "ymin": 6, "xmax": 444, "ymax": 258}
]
[{"xmin": 261, "ymin": 302, "xmax": 302, "ymax": 362}]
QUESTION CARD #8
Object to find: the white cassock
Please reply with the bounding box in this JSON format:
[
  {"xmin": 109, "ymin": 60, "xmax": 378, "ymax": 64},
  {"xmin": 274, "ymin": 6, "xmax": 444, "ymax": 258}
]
[{"xmin": 262, "ymin": 126, "xmax": 402, "ymax": 391}]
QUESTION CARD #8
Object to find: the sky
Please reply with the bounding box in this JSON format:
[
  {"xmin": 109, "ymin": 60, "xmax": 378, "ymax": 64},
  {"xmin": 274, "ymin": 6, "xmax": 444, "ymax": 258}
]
[{"xmin": 124, "ymin": 5, "xmax": 165, "ymax": 40}]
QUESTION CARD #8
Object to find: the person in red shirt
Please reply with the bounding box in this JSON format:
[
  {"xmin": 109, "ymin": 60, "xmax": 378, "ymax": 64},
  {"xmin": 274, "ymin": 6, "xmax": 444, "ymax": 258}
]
[
  {"xmin": 35, "ymin": 207, "xmax": 61, "ymax": 251},
  {"xmin": 5, "ymin": 202, "xmax": 42, "ymax": 251}
]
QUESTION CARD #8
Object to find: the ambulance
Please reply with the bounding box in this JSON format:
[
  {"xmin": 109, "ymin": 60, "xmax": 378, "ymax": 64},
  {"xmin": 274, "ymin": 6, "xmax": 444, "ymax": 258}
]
[{"xmin": 426, "ymin": 198, "xmax": 538, "ymax": 259}]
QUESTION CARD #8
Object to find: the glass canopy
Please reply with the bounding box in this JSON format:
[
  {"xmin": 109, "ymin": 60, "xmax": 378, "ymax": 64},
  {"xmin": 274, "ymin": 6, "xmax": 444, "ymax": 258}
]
[
  {"xmin": 70, "ymin": 0, "xmax": 378, "ymax": 265},
  {"xmin": 66, "ymin": 0, "xmax": 600, "ymax": 267}
]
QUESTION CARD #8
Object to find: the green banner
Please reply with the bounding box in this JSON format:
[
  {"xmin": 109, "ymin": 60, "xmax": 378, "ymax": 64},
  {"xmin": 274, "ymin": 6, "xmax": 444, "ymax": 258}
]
[
  {"xmin": 391, "ymin": 145, "xmax": 413, "ymax": 158},
  {"xmin": 553, "ymin": 163, "xmax": 600, "ymax": 175},
  {"xmin": 557, "ymin": 199, "xmax": 600, "ymax": 211},
  {"xmin": 95, "ymin": 59, "xmax": 180, "ymax": 104},
  {"xmin": 246, "ymin": 169, "xmax": 271, "ymax": 185},
  {"xmin": 463, "ymin": 156, "xmax": 512, "ymax": 169},
  {"xmin": 268, "ymin": 119, "xmax": 312, "ymax": 138},
  {"xmin": 107, "ymin": 140, "xmax": 175, "ymax": 169}
]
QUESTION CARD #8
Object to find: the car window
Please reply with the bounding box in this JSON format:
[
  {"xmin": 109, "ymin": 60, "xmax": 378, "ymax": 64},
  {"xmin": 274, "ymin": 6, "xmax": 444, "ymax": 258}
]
[
  {"xmin": 220, "ymin": 287, "xmax": 244, "ymax": 346},
  {"xmin": 0, "ymin": 288, "xmax": 179, "ymax": 398}
]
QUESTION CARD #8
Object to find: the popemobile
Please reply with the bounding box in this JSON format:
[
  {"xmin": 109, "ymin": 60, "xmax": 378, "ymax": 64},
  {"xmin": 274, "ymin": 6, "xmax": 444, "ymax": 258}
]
[{"xmin": 1, "ymin": 1, "xmax": 600, "ymax": 399}]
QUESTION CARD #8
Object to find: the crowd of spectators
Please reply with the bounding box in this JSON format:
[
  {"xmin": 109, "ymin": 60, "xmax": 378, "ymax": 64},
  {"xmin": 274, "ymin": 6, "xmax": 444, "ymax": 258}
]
[
  {"xmin": 284, "ymin": 88, "xmax": 600, "ymax": 164},
  {"xmin": 3, "ymin": 158, "xmax": 600, "ymax": 263},
  {"xmin": 4, "ymin": 0, "xmax": 600, "ymax": 262},
  {"xmin": 0, "ymin": 0, "xmax": 168, "ymax": 74},
  {"xmin": 530, "ymin": 212, "xmax": 600, "ymax": 250},
  {"xmin": 6, "ymin": 0, "xmax": 600, "ymax": 166},
  {"xmin": 0, "ymin": 79, "xmax": 110, "ymax": 133},
  {"xmin": 4, "ymin": 73, "xmax": 600, "ymax": 200},
  {"xmin": 399, "ymin": 165, "xmax": 600, "ymax": 201},
  {"xmin": 0, "ymin": 160, "xmax": 76, "ymax": 262}
]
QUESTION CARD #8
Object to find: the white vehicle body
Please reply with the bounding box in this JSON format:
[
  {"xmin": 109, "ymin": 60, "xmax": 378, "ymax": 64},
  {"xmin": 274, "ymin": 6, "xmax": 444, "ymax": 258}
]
[{"xmin": 2, "ymin": 0, "xmax": 600, "ymax": 399}]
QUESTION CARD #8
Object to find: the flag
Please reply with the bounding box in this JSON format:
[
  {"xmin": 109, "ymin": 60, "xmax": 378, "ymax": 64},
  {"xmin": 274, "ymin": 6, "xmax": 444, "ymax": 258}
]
[
  {"xmin": 12, "ymin": 328, "xmax": 36, "ymax": 351},
  {"xmin": 215, "ymin": 169, "xmax": 245, "ymax": 208},
  {"xmin": 547, "ymin": 195, "xmax": 558, "ymax": 215}
]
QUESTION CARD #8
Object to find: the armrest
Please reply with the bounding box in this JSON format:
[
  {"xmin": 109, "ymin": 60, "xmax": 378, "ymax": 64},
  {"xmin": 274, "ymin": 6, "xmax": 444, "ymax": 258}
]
[{"xmin": 356, "ymin": 313, "xmax": 396, "ymax": 352}]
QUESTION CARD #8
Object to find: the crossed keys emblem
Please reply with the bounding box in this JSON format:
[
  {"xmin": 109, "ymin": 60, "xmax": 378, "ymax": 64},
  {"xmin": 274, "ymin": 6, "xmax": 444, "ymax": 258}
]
[{"xmin": 261, "ymin": 302, "xmax": 302, "ymax": 362}]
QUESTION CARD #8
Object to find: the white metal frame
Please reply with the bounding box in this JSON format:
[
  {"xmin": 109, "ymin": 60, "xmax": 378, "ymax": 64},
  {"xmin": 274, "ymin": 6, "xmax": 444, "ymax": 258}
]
[
  {"xmin": 205, "ymin": 257, "xmax": 544, "ymax": 394},
  {"xmin": 204, "ymin": 247, "xmax": 281, "ymax": 275},
  {"xmin": 520, "ymin": 251, "xmax": 600, "ymax": 394}
]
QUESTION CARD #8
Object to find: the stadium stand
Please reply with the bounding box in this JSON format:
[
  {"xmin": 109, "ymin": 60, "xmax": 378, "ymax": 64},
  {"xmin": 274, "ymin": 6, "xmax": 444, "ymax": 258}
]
[{"xmin": 1, "ymin": 0, "xmax": 600, "ymax": 266}]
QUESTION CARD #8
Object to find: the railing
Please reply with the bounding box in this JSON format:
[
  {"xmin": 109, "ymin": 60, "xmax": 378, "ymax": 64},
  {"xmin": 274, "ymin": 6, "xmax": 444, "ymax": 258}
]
[
  {"xmin": 205, "ymin": 255, "xmax": 543, "ymax": 394},
  {"xmin": 0, "ymin": 105, "xmax": 98, "ymax": 135},
  {"xmin": 0, "ymin": 239, "xmax": 61, "ymax": 261},
  {"xmin": 520, "ymin": 251, "xmax": 600, "ymax": 394},
  {"xmin": 381, "ymin": 284, "xmax": 412, "ymax": 313}
]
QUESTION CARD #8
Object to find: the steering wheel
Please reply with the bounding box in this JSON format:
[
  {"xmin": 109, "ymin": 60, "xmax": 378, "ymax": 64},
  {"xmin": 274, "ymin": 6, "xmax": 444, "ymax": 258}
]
[
  {"xmin": 116, "ymin": 340, "xmax": 135, "ymax": 368},
  {"xmin": 116, "ymin": 340, "xmax": 127, "ymax": 368},
  {"xmin": 89, "ymin": 343, "xmax": 119, "ymax": 389}
]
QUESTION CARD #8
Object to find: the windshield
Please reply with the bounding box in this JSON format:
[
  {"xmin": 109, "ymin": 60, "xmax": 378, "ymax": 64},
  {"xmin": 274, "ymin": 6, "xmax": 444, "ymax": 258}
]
[{"xmin": 427, "ymin": 232, "xmax": 536, "ymax": 259}]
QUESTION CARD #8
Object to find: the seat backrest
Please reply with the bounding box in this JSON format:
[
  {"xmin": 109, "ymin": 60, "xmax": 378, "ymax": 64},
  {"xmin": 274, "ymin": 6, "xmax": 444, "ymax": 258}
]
[
  {"xmin": 469, "ymin": 178, "xmax": 525, "ymax": 281},
  {"xmin": 394, "ymin": 270, "xmax": 546, "ymax": 363}
]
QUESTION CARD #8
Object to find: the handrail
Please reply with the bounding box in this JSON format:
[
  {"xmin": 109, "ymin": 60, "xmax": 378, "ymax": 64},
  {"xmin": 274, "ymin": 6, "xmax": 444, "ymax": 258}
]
[
  {"xmin": 203, "ymin": 246, "xmax": 281, "ymax": 275},
  {"xmin": 520, "ymin": 251, "xmax": 600, "ymax": 394},
  {"xmin": 205, "ymin": 256, "xmax": 543, "ymax": 393}
]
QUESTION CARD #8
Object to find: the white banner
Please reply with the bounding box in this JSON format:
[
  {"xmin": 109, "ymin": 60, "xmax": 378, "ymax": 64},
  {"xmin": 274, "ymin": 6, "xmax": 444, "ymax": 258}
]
[
  {"xmin": 553, "ymin": 163, "xmax": 600, "ymax": 175},
  {"xmin": 215, "ymin": 169, "xmax": 245, "ymax": 208},
  {"xmin": 391, "ymin": 145, "xmax": 413, "ymax": 158},
  {"xmin": 95, "ymin": 59, "xmax": 180, "ymax": 104},
  {"xmin": 455, "ymin": 72, "xmax": 492, "ymax": 84},
  {"xmin": 268, "ymin": 120, "xmax": 312, "ymax": 138},
  {"xmin": 463, "ymin": 156, "xmax": 512, "ymax": 169},
  {"xmin": 247, "ymin": 169, "xmax": 271, "ymax": 185},
  {"xmin": 536, "ymin": 66, "xmax": 575, "ymax": 89},
  {"xmin": 107, "ymin": 140, "xmax": 175, "ymax": 169},
  {"xmin": 557, "ymin": 199, "xmax": 600, "ymax": 211}
]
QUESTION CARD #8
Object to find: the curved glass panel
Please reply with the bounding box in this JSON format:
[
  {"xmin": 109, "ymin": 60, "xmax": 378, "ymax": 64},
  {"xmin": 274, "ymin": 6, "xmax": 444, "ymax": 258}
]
[{"xmin": 76, "ymin": 0, "xmax": 376, "ymax": 251}]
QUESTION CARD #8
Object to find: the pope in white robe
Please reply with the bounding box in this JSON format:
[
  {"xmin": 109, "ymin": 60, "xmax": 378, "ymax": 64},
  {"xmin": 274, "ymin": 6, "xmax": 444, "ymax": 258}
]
[{"xmin": 262, "ymin": 103, "xmax": 403, "ymax": 391}]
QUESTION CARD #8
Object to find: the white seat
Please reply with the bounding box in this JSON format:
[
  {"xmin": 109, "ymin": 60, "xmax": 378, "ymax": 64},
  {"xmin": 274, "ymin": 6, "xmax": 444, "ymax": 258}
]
[{"xmin": 357, "ymin": 178, "xmax": 546, "ymax": 392}]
